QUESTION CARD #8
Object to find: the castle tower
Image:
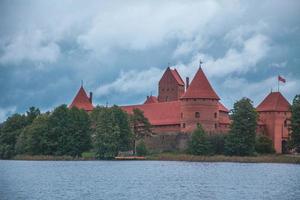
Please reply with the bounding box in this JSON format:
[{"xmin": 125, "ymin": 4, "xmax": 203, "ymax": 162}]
[
  {"xmin": 69, "ymin": 86, "xmax": 94, "ymax": 112},
  {"xmin": 158, "ymin": 67, "xmax": 185, "ymax": 102},
  {"xmin": 180, "ymin": 67, "xmax": 220, "ymax": 133},
  {"xmin": 256, "ymin": 92, "xmax": 291, "ymax": 153}
]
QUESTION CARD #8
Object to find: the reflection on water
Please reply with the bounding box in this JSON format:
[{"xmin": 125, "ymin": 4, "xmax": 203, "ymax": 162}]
[{"xmin": 0, "ymin": 160, "xmax": 300, "ymax": 200}]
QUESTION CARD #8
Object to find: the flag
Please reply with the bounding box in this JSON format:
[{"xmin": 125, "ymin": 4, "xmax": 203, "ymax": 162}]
[{"xmin": 278, "ymin": 75, "xmax": 286, "ymax": 83}]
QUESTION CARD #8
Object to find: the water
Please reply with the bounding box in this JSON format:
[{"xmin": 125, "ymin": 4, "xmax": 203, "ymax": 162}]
[{"xmin": 0, "ymin": 160, "xmax": 300, "ymax": 200}]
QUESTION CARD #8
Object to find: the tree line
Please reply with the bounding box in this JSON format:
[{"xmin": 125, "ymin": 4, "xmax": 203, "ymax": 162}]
[
  {"xmin": 0, "ymin": 105, "xmax": 151, "ymax": 159},
  {"xmin": 0, "ymin": 95, "xmax": 299, "ymax": 159},
  {"xmin": 188, "ymin": 95, "xmax": 300, "ymax": 156}
]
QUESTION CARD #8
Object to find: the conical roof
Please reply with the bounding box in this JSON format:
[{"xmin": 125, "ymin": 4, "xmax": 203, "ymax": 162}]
[
  {"xmin": 256, "ymin": 92, "xmax": 290, "ymax": 112},
  {"xmin": 144, "ymin": 96, "xmax": 158, "ymax": 104},
  {"xmin": 181, "ymin": 68, "xmax": 220, "ymax": 99},
  {"xmin": 69, "ymin": 86, "xmax": 94, "ymax": 111}
]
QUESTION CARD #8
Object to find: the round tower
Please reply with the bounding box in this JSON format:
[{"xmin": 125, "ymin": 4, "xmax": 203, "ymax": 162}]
[
  {"xmin": 180, "ymin": 67, "xmax": 220, "ymax": 133},
  {"xmin": 256, "ymin": 91, "xmax": 291, "ymax": 153}
]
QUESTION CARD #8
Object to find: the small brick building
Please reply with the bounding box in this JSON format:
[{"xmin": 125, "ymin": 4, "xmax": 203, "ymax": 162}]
[{"xmin": 70, "ymin": 67, "xmax": 291, "ymax": 153}]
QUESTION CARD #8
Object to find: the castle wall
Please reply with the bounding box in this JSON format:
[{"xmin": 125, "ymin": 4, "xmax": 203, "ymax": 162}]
[
  {"xmin": 144, "ymin": 132, "xmax": 189, "ymax": 152},
  {"xmin": 151, "ymin": 124, "xmax": 181, "ymax": 134}
]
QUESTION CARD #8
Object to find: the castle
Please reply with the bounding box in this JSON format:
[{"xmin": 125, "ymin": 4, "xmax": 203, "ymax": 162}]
[{"xmin": 69, "ymin": 67, "xmax": 291, "ymax": 153}]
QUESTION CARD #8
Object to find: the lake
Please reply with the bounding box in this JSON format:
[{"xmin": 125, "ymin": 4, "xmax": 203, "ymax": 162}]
[{"xmin": 0, "ymin": 160, "xmax": 299, "ymax": 200}]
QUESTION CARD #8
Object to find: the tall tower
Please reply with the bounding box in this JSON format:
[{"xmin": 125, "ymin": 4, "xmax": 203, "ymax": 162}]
[
  {"xmin": 256, "ymin": 92, "xmax": 291, "ymax": 153},
  {"xmin": 180, "ymin": 67, "xmax": 220, "ymax": 133},
  {"xmin": 158, "ymin": 67, "xmax": 185, "ymax": 102}
]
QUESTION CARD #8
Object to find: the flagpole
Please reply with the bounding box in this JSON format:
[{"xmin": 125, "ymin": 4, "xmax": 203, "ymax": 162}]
[{"xmin": 277, "ymin": 75, "xmax": 279, "ymax": 92}]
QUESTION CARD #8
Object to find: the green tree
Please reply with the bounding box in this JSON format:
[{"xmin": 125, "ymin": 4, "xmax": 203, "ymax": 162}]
[
  {"xmin": 47, "ymin": 105, "xmax": 71, "ymax": 155},
  {"xmin": 188, "ymin": 124, "xmax": 212, "ymax": 155},
  {"xmin": 225, "ymin": 98, "xmax": 258, "ymax": 156},
  {"xmin": 26, "ymin": 107, "xmax": 41, "ymax": 124},
  {"xmin": 0, "ymin": 114, "xmax": 27, "ymax": 158},
  {"xmin": 290, "ymin": 95, "xmax": 300, "ymax": 152},
  {"xmin": 111, "ymin": 105, "xmax": 133, "ymax": 151},
  {"xmin": 255, "ymin": 134, "xmax": 275, "ymax": 154},
  {"xmin": 16, "ymin": 114, "xmax": 50, "ymax": 155},
  {"xmin": 136, "ymin": 140, "xmax": 148, "ymax": 156},
  {"xmin": 68, "ymin": 107, "xmax": 92, "ymax": 157},
  {"xmin": 130, "ymin": 108, "xmax": 151, "ymax": 155},
  {"xmin": 91, "ymin": 106, "xmax": 120, "ymax": 159},
  {"xmin": 207, "ymin": 134, "xmax": 226, "ymax": 155}
]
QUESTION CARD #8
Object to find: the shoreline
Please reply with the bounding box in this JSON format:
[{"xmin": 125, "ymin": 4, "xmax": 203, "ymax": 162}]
[{"xmin": 3, "ymin": 153, "xmax": 300, "ymax": 164}]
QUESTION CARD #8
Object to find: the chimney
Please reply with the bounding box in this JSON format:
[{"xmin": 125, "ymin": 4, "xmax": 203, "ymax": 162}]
[
  {"xmin": 186, "ymin": 77, "xmax": 189, "ymax": 90},
  {"xmin": 89, "ymin": 92, "xmax": 93, "ymax": 103}
]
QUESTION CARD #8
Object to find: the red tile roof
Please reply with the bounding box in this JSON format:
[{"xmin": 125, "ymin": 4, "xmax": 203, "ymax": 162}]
[
  {"xmin": 69, "ymin": 86, "xmax": 94, "ymax": 111},
  {"xmin": 144, "ymin": 96, "xmax": 158, "ymax": 104},
  {"xmin": 181, "ymin": 68, "xmax": 220, "ymax": 100},
  {"xmin": 218, "ymin": 102, "xmax": 229, "ymax": 112},
  {"xmin": 256, "ymin": 92, "xmax": 290, "ymax": 112},
  {"xmin": 121, "ymin": 101, "xmax": 181, "ymax": 126},
  {"xmin": 170, "ymin": 68, "xmax": 185, "ymax": 86}
]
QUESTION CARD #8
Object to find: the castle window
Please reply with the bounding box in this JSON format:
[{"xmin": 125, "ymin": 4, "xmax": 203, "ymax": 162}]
[
  {"xmin": 162, "ymin": 88, "xmax": 165, "ymax": 91},
  {"xmin": 167, "ymin": 88, "xmax": 169, "ymax": 91},
  {"xmin": 182, "ymin": 123, "xmax": 186, "ymax": 128},
  {"xmin": 195, "ymin": 112, "xmax": 200, "ymax": 118},
  {"xmin": 284, "ymin": 120, "xmax": 287, "ymax": 127},
  {"xmin": 215, "ymin": 123, "xmax": 217, "ymax": 129},
  {"xmin": 181, "ymin": 113, "xmax": 183, "ymax": 119},
  {"xmin": 214, "ymin": 112, "xmax": 217, "ymax": 118}
]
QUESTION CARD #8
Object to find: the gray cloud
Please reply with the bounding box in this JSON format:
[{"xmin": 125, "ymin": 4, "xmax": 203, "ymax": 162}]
[{"xmin": 0, "ymin": 0, "xmax": 299, "ymax": 121}]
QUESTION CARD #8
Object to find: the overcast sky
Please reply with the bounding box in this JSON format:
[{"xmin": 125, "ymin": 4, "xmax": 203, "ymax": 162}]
[{"xmin": 0, "ymin": 0, "xmax": 300, "ymax": 121}]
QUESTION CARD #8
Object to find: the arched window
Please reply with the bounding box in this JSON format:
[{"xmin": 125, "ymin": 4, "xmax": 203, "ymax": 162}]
[
  {"xmin": 214, "ymin": 112, "xmax": 217, "ymax": 118},
  {"xmin": 182, "ymin": 123, "xmax": 186, "ymax": 128},
  {"xmin": 195, "ymin": 112, "xmax": 200, "ymax": 118}
]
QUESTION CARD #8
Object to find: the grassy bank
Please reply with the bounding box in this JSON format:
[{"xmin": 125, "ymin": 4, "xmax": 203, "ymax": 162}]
[
  {"xmin": 7, "ymin": 153, "xmax": 300, "ymax": 164},
  {"xmin": 146, "ymin": 153, "xmax": 300, "ymax": 164}
]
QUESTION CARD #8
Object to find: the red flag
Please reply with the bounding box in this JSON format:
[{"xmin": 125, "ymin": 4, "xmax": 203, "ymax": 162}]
[{"xmin": 278, "ymin": 75, "xmax": 286, "ymax": 83}]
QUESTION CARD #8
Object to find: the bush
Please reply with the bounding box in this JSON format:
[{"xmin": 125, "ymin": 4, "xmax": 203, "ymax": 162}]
[
  {"xmin": 188, "ymin": 125, "xmax": 212, "ymax": 155},
  {"xmin": 255, "ymin": 134, "xmax": 275, "ymax": 154},
  {"xmin": 207, "ymin": 134, "xmax": 226, "ymax": 155},
  {"xmin": 136, "ymin": 140, "xmax": 148, "ymax": 156}
]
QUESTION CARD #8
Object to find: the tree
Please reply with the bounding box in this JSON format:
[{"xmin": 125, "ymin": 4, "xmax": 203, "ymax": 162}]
[
  {"xmin": 255, "ymin": 134, "xmax": 275, "ymax": 154},
  {"xmin": 207, "ymin": 134, "xmax": 226, "ymax": 155},
  {"xmin": 26, "ymin": 107, "xmax": 41, "ymax": 124},
  {"xmin": 225, "ymin": 98, "xmax": 258, "ymax": 156},
  {"xmin": 0, "ymin": 114, "xmax": 28, "ymax": 158},
  {"xmin": 91, "ymin": 106, "xmax": 120, "ymax": 159},
  {"xmin": 129, "ymin": 108, "xmax": 151, "ymax": 155},
  {"xmin": 188, "ymin": 124, "xmax": 212, "ymax": 155},
  {"xmin": 16, "ymin": 114, "xmax": 50, "ymax": 155},
  {"xmin": 136, "ymin": 140, "xmax": 148, "ymax": 156},
  {"xmin": 290, "ymin": 95, "xmax": 300, "ymax": 152},
  {"xmin": 111, "ymin": 106, "xmax": 133, "ymax": 151},
  {"xmin": 47, "ymin": 105, "xmax": 71, "ymax": 155},
  {"xmin": 67, "ymin": 107, "xmax": 92, "ymax": 157}
]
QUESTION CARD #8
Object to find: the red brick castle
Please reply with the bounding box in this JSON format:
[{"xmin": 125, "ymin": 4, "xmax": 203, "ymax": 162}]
[{"xmin": 70, "ymin": 67, "xmax": 291, "ymax": 153}]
